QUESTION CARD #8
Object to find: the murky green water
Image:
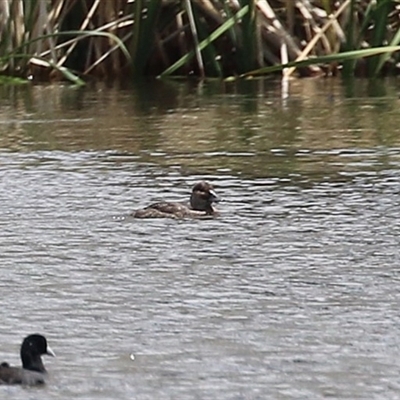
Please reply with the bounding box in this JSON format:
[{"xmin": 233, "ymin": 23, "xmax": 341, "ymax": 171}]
[{"xmin": 0, "ymin": 78, "xmax": 400, "ymax": 399}]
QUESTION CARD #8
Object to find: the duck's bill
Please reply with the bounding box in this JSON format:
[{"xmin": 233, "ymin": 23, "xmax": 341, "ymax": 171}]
[
  {"xmin": 209, "ymin": 189, "xmax": 220, "ymax": 203},
  {"xmin": 46, "ymin": 346, "xmax": 56, "ymax": 357}
]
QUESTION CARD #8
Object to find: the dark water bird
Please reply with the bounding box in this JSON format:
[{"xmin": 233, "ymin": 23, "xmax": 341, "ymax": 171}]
[
  {"xmin": 132, "ymin": 181, "xmax": 220, "ymax": 219},
  {"xmin": 0, "ymin": 334, "xmax": 55, "ymax": 385}
]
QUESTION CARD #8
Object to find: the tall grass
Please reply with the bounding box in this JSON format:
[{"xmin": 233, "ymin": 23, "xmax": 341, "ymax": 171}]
[
  {"xmin": 0, "ymin": 0, "xmax": 399, "ymax": 82},
  {"xmin": 0, "ymin": 0, "xmax": 131, "ymax": 83},
  {"xmin": 341, "ymin": 0, "xmax": 400, "ymax": 77}
]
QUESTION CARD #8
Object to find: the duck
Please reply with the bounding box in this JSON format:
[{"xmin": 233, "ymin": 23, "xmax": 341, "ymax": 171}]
[
  {"xmin": 0, "ymin": 334, "xmax": 55, "ymax": 385},
  {"xmin": 132, "ymin": 181, "xmax": 220, "ymax": 219}
]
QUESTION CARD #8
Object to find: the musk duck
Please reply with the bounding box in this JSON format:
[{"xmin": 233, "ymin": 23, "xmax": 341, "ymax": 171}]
[
  {"xmin": 0, "ymin": 334, "xmax": 55, "ymax": 385},
  {"xmin": 132, "ymin": 181, "xmax": 220, "ymax": 219}
]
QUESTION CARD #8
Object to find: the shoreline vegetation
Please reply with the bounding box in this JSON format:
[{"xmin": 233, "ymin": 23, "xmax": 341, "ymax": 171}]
[{"xmin": 0, "ymin": 0, "xmax": 400, "ymax": 84}]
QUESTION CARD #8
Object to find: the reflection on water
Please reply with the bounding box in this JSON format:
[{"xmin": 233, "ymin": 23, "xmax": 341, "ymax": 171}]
[
  {"xmin": 1, "ymin": 79, "xmax": 400, "ymax": 179},
  {"xmin": 0, "ymin": 79, "xmax": 400, "ymax": 399}
]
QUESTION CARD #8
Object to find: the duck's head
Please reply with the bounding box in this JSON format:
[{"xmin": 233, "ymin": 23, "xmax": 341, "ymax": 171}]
[
  {"xmin": 20, "ymin": 334, "xmax": 55, "ymax": 373},
  {"xmin": 190, "ymin": 181, "xmax": 220, "ymax": 213}
]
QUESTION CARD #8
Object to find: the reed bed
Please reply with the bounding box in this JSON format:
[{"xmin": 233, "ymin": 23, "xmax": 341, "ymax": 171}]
[{"xmin": 0, "ymin": 0, "xmax": 399, "ymax": 83}]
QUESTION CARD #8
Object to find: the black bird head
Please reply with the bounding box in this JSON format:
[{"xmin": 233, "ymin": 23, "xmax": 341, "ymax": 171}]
[{"xmin": 20, "ymin": 334, "xmax": 55, "ymax": 373}]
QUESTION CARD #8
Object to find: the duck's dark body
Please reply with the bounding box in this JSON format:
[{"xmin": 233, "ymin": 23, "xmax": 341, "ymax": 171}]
[
  {"xmin": 0, "ymin": 364, "xmax": 46, "ymax": 385},
  {"xmin": 132, "ymin": 181, "xmax": 220, "ymax": 219},
  {"xmin": 0, "ymin": 334, "xmax": 55, "ymax": 386}
]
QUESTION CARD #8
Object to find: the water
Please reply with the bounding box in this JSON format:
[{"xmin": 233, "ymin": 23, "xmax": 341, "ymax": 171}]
[{"xmin": 0, "ymin": 78, "xmax": 400, "ymax": 399}]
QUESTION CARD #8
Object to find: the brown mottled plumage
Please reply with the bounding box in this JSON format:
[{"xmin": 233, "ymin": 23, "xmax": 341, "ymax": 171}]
[{"xmin": 132, "ymin": 181, "xmax": 220, "ymax": 219}]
